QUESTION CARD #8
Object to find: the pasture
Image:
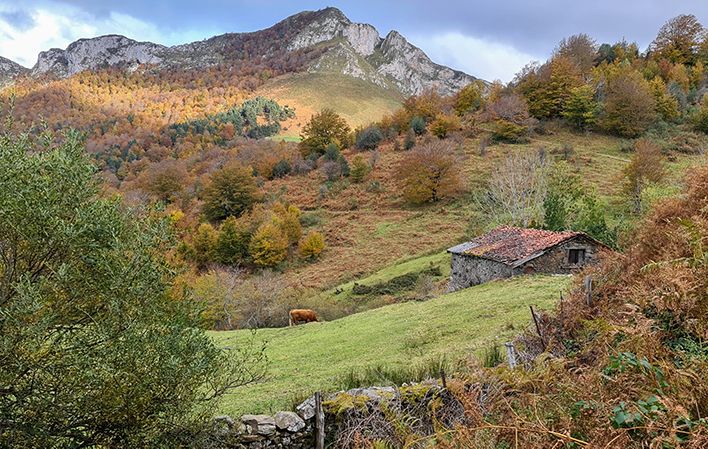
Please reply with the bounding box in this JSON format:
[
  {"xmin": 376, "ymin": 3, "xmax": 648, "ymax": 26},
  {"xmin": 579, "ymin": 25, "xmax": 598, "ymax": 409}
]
[{"xmin": 212, "ymin": 274, "xmax": 570, "ymax": 416}]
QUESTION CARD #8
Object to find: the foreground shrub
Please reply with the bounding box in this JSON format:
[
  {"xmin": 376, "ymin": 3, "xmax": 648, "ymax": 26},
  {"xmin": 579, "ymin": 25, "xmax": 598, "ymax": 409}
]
[{"xmin": 0, "ymin": 130, "xmax": 265, "ymax": 447}]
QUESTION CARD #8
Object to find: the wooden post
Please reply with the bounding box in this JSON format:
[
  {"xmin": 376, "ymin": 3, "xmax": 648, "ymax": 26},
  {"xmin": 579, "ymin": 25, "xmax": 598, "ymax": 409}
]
[
  {"xmin": 584, "ymin": 276, "xmax": 593, "ymax": 307},
  {"xmin": 315, "ymin": 391, "xmax": 325, "ymax": 449},
  {"xmin": 440, "ymin": 368, "xmax": 447, "ymax": 389},
  {"xmin": 529, "ymin": 305, "xmax": 546, "ymax": 350},
  {"xmin": 504, "ymin": 342, "xmax": 517, "ymax": 369}
]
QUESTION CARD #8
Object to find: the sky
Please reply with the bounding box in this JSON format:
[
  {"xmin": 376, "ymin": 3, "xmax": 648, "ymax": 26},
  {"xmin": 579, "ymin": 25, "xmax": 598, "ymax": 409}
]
[{"xmin": 0, "ymin": 1, "xmax": 707, "ymax": 82}]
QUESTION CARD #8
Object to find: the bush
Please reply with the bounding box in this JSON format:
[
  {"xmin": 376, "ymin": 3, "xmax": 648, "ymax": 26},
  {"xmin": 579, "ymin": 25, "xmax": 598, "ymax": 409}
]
[
  {"xmin": 355, "ymin": 126, "xmax": 384, "ymax": 151},
  {"xmin": 404, "ymin": 129, "xmax": 416, "ymax": 150},
  {"xmin": 693, "ymin": 94, "xmax": 708, "ymax": 134},
  {"xmin": 271, "ymin": 159, "xmax": 291, "ymax": 179},
  {"xmin": 430, "ymin": 114, "xmax": 461, "ymax": 139},
  {"xmin": 491, "ymin": 119, "xmax": 529, "ymax": 143},
  {"xmin": 410, "ymin": 116, "xmax": 426, "ymax": 135},
  {"xmin": 350, "ymin": 155, "xmax": 371, "ymax": 183},
  {"xmin": 299, "ymin": 231, "xmax": 325, "ymax": 260}
]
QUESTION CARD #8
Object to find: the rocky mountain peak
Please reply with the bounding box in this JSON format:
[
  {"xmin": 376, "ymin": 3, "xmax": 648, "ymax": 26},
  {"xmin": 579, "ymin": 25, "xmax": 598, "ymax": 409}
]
[
  {"xmin": 8, "ymin": 8, "xmax": 480, "ymax": 97},
  {"xmin": 0, "ymin": 56, "xmax": 28, "ymax": 86},
  {"xmin": 31, "ymin": 35, "xmax": 166, "ymax": 78}
]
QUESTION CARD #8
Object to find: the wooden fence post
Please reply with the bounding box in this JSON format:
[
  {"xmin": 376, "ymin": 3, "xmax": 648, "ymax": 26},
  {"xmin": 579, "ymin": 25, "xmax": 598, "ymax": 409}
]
[
  {"xmin": 529, "ymin": 305, "xmax": 546, "ymax": 350},
  {"xmin": 315, "ymin": 391, "xmax": 325, "ymax": 449},
  {"xmin": 504, "ymin": 342, "xmax": 517, "ymax": 369},
  {"xmin": 584, "ymin": 276, "xmax": 593, "ymax": 307},
  {"xmin": 440, "ymin": 368, "xmax": 447, "ymax": 389}
]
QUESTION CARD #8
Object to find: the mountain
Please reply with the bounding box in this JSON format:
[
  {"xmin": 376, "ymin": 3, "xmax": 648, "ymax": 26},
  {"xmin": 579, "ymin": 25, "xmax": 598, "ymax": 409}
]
[
  {"xmin": 25, "ymin": 7, "xmax": 478, "ymax": 97},
  {"xmin": 0, "ymin": 56, "xmax": 28, "ymax": 86}
]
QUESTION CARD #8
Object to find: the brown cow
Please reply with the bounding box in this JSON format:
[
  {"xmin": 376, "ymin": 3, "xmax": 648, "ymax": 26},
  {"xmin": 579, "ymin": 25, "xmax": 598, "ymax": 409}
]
[{"xmin": 288, "ymin": 309, "xmax": 319, "ymax": 326}]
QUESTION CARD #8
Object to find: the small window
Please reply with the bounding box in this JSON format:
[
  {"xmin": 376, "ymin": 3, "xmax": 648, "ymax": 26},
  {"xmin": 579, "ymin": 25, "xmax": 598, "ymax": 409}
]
[{"xmin": 568, "ymin": 249, "xmax": 586, "ymax": 264}]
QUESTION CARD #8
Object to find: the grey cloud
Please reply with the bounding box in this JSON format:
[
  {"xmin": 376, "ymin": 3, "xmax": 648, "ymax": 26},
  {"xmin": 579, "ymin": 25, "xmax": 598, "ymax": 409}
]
[{"xmin": 0, "ymin": 9, "xmax": 36, "ymax": 31}]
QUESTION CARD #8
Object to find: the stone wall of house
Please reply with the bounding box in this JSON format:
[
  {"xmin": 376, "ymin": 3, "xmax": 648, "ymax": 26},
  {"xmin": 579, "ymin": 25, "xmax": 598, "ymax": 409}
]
[
  {"xmin": 448, "ymin": 236, "xmax": 604, "ymax": 291},
  {"xmin": 512, "ymin": 236, "xmax": 602, "ymax": 276},
  {"xmin": 448, "ymin": 254, "xmax": 513, "ymax": 291}
]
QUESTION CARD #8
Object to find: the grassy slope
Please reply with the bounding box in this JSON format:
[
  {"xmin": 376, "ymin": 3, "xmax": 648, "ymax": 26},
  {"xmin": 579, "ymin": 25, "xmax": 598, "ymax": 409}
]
[
  {"xmin": 265, "ymin": 129, "xmax": 705, "ymax": 291},
  {"xmin": 213, "ymin": 274, "xmax": 570, "ymax": 416},
  {"xmin": 256, "ymin": 72, "xmax": 403, "ymax": 136}
]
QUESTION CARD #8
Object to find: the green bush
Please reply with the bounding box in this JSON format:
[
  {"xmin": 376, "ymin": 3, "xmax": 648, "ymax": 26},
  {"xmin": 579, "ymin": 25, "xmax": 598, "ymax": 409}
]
[
  {"xmin": 355, "ymin": 126, "xmax": 384, "ymax": 151},
  {"xmin": 410, "ymin": 116, "xmax": 427, "ymax": 135}
]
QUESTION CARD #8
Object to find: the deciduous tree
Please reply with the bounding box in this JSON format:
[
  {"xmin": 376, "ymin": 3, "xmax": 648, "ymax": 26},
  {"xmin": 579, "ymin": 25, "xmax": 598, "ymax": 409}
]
[{"xmin": 398, "ymin": 140, "xmax": 461, "ymax": 204}]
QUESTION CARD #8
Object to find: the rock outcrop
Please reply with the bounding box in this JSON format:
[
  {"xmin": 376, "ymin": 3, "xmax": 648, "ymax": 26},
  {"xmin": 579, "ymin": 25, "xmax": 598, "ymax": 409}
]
[
  {"xmin": 32, "ymin": 35, "xmax": 166, "ymax": 78},
  {"xmin": 0, "ymin": 56, "xmax": 28, "ymax": 86}
]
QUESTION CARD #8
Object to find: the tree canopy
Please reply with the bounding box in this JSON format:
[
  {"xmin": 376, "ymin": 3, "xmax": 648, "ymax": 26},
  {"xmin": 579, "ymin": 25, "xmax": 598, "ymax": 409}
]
[{"xmin": 0, "ymin": 129, "xmax": 265, "ymax": 447}]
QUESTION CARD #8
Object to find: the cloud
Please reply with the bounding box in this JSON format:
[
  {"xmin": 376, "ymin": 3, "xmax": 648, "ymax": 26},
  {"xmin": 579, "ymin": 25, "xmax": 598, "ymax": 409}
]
[
  {"xmin": 0, "ymin": 2, "xmax": 218, "ymax": 67},
  {"xmin": 412, "ymin": 32, "xmax": 539, "ymax": 83}
]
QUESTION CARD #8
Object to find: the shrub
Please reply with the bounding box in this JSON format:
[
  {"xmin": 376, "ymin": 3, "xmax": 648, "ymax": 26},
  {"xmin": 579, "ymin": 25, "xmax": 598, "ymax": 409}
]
[
  {"xmin": 491, "ymin": 119, "xmax": 529, "ymax": 143},
  {"xmin": 249, "ymin": 221, "xmax": 289, "ymax": 267},
  {"xmin": 404, "ymin": 129, "xmax": 416, "ymax": 150},
  {"xmin": 430, "ymin": 114, "xmax": 461, "ymax": 139},
  {"xmin": 299, "ymin": 231, "xmax": 325, "ymax": 260},
  {"xmin": 350, "ymin": 155, "xmax": 371, "ymax": 183},
  {"xmin": 410, "ymin": 116, "xmax": 426, "ymax": 135},
  {"xmin": 355, "ymin": 126, "xmax": 384, "ymax": 151},
  {"xmin": 271, "ymin": 159, "xmax": 291, "ymax": 179},
  {"xmin": 693, "ymin": 94, "xmax": 708, "ymax": 134}
]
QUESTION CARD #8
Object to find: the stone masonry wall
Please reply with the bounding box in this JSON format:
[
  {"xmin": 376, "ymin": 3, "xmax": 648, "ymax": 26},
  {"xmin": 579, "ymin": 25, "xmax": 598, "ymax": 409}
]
[{"xmin": 448, "ymin": 254, "xmax": 513, "ymax": 291}]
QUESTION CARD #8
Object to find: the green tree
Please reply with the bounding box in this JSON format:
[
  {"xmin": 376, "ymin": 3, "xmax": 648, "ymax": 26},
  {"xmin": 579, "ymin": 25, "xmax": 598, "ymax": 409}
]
[
  {"xmin": 215, "ymin": 216, "xmax": 251, "ymax": 266},
  {"xmin": 649, "ymin": 77, "xmax": 680, "ymax": 122},
  {"xmin": 454, "ymin": 81, "xmax": 485, "ymax": 115},
  {"xmin": 350, "ymin": 155, "xmax": 371, "ymax": 183},
  {"xmin": 562, "ymin": 85, "xmax": 598, "ymax": 130},
  {"xmin": 202, "ymin": 162, "xmax": 262, "ymax": 222},
  {"xmin": 0, "ymin": 130, "xmax": 264, "ymax": 448},
  {"xmin": 299, "ymin": 109, "xmax": 351, "ymax": 156}
]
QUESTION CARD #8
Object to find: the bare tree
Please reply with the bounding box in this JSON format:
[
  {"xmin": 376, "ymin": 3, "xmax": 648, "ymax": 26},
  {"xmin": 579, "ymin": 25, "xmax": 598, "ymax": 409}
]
[{"xmin": 485, "ymin": 150, "xmax": 550, "ymax": 227}]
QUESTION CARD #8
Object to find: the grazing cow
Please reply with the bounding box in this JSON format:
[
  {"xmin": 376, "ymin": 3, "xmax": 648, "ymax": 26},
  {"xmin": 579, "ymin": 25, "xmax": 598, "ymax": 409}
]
[{"xmin": 288, "ymin": 309, "xmax": 319, "ymax": 326}]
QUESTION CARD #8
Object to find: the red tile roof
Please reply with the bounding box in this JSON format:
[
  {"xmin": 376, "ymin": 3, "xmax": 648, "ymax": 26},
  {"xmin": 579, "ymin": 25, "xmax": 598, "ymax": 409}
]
[{"xmin": 449, "ymin": 226, "xmax": 583, "ymax": 265}]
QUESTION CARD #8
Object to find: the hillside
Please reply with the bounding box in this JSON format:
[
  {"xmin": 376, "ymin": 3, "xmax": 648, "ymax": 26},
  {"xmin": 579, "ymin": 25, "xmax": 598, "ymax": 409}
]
[{"xmin": 213, "ymin": 274, "xmax": 570, "ymax": 416}]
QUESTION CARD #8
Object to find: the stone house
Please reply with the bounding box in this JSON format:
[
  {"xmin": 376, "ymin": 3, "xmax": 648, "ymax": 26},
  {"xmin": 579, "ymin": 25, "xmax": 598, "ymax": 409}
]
[{"xmin": 447, "ymin": 226, "xmax": 607, "ymax": 291}]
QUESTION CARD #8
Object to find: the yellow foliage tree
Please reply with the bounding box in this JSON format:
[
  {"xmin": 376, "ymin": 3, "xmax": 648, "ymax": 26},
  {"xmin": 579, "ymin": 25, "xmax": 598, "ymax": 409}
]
[
  {"xmin": 249, "ymin": 222, "xmax": 288, "ymax": 267},
  {"xmin": 299, "ymin": 231, "xmax": 325, "ymax": 260},
  {"xmin": 271, "ymin": 202, "xmax": 302, "ymax": 245}
]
